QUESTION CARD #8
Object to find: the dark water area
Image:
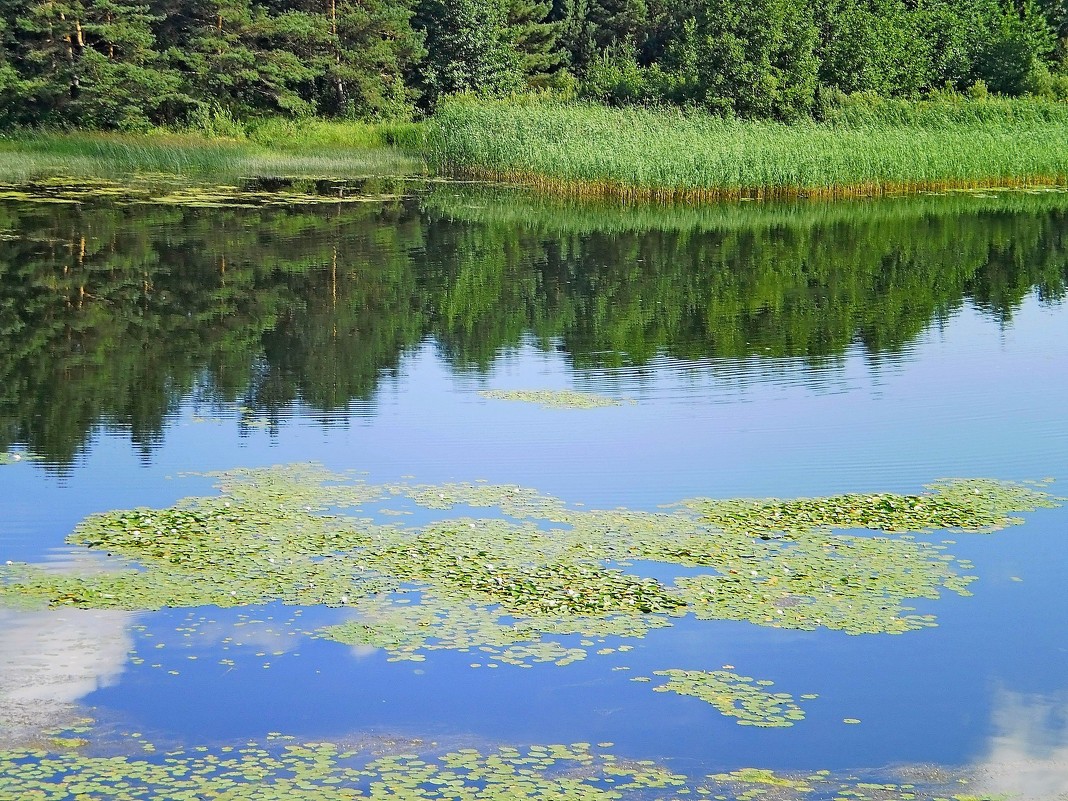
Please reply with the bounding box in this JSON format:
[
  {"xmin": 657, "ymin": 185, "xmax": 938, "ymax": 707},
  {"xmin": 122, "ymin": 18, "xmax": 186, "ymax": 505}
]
[{"xmin": 1, "ymin": 182, "xmax": 1067, "ymax": 798}]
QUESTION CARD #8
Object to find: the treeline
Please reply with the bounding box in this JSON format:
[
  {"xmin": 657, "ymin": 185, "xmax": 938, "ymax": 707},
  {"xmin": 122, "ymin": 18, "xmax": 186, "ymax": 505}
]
[
  {"xmin": 1, "ymin": 0, "xmax": 1067, "ymax": 128},
  {"xmin": 2, "ymin": 186, "xmax": 1067, "ymax": 462}
]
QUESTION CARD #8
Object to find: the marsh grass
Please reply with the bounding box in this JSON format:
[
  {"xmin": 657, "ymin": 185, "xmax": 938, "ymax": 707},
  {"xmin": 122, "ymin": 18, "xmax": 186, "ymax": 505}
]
[
  {"xmin": 0, "ymin": 126, "xmax": 424, "ymax": 182},
  {"xmin": 0, "ymin": 132, "xmax": 252, "ymax": 180},
  {"xmin": 424, "ymin": 97, "xmax": 1068, "ymax": 200}
]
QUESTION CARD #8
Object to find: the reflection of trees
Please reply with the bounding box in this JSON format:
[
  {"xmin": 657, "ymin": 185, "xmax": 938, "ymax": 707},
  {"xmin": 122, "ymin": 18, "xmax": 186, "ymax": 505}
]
[
  {"xmin": 1, "ymin": 193, "xmax": 1066, "ymax": 464},
  {"xmin": 426, "ymin": 208, "xmax": 1068, "ymax": 369}
]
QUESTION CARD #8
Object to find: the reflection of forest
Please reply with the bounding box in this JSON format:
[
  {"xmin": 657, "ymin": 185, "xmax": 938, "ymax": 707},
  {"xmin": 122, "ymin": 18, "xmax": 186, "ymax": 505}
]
[{"xmin": 1, "ymin": 191, "xmax": 1066, "ymax": 464}]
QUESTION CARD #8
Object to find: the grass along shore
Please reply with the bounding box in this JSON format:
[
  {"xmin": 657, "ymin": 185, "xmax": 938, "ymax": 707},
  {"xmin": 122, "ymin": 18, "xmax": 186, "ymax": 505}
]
[
  {"xmin": 422, "ymin": 97, "xmax": 1068, "ymax": 200},
  {"xmin": 0, "ymin": 119, "xmax": 424, "ymax": 182},
  {"xmin": 5, "ymin": 96, "xmax": 1068, "ymax": 198}
]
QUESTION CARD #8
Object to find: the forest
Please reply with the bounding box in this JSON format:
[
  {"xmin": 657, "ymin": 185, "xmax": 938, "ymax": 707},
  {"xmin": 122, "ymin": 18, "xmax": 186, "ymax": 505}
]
[{"xmin": 1, "ymin": 0, "xmax": 1068, "ymax": 129}]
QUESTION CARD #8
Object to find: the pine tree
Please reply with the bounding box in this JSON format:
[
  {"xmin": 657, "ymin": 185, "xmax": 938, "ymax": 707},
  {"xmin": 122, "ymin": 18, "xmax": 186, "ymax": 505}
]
[{"xmin": 412, "ymin": 0, "xmax": 523, "ymax": 107}]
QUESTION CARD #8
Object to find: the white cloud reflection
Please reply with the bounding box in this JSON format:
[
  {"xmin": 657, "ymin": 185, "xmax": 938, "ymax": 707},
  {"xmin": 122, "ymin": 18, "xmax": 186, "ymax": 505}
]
[
  {"xmin": 0, "ymin": 607, "xmax": 134, "ymax": 742},
  {"xmin": 973, "ymin": 688, "xmax": 1068, "ymax": 800}
]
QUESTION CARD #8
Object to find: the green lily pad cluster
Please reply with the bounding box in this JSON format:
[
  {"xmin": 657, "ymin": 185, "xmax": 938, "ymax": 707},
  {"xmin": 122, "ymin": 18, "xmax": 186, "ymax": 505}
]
[
  {"xmin": 0, "ymin": 735, "xmax": 685, "ymax": 801},
  {"xmin": 0, "ymin": 464, "xmax": 1058, "ymax": 666},
  {"xmin": 0, "ymin": 178, "xmax": 407, "ymax": 209},
  {"xmin": 376, "ymin": 533, "xmax": 682, "ymax": 616},
  {"xmin": 687, "ymin": 479, "xmax": 1057, "ymax": 538},
  {"xmin": 322, "ymin": 592, "xmax": 584, "ymax": 666},
  {"xmin": 648, "ymin": 670, "xmax": 811, "ymax": 727},
  {"xmin": 0, "ymin": 724, "xmax": 997, "ymax": 801},
  {"xmin": 478, "ymin": 389, "xmax": 632, "ymax": 409}
]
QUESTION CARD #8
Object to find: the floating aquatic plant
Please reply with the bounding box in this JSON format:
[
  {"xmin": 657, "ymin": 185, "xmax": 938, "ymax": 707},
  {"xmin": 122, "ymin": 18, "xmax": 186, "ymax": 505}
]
[
  {"xmin": 0, "ymin": 178, "xmax": 409, "ymax": 209},
  {"xmin": 0, "ymin": 723, "xmax": 996, "ymax": 801},
  {"xmin": 0, "ymin": 464, "xmax": 1058, "ymax": 670},
  {"xmin": 685, "ymin": 479, "xmax": 1057, "ymax": 538},
  {"xmin": 649, "ymin": 669, "xmax": 812, "ymax": 727},
  {"xmin": 478, "ymin": 389, "xmax": 632, "ymax": 409}
]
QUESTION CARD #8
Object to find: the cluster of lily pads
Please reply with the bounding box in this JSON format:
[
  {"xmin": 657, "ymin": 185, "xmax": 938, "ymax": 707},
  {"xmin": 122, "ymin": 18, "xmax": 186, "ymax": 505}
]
[
  {"xmin": 478, "ymin": 389, "xmax": 633, "ymax": 409},
  {"xmin": 0, "ymin": 723, "xmax": 992, "ymax": 801},
  {"xmin": 646, "ymin": 670, "xmax": 812, "ymax": 727},
  {"xmin": 0, "ymin": 465, "xmax": 1057, "ymax": 651},
  {"xmin": 0, "ymin": 463, "xmax": 1059, "ymax": 723},
  {"xmin": 0, "ymin": 178, "xmax": 406, "ymax": 209}
]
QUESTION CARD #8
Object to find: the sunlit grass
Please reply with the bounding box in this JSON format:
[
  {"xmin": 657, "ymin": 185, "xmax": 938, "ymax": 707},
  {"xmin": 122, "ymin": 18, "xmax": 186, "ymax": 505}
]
[
  {"xmin": 0, "ymin": 127, "xmax": 424, "ymax": 182},
  {"xmin": 423, "ymin": 97, "xmax": 1068, "ymax": 199}
]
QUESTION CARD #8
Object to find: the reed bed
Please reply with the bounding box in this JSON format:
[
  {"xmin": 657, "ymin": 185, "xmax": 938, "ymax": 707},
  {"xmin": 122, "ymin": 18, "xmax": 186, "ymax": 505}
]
[
  {"xmin": 423, "ymin": 98, "xmax": 1068, "ymax": 199},
  {"xmin": 0, "ymin": 129, "xmax": 423, "ymax": 181}
]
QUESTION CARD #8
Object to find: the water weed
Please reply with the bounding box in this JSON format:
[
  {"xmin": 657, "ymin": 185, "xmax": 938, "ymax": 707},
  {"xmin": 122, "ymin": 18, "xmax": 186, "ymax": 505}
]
[
  {"xmin": 649, "ymin": 669, "xmax": 812, "ymax": 727},
  {"xmin": 478, "ymin": 389, "xmax": 633, "ymax": 409},
  {"xmin": 0, "ymin": 464, "xmax": 1057, "ymax": 652}
]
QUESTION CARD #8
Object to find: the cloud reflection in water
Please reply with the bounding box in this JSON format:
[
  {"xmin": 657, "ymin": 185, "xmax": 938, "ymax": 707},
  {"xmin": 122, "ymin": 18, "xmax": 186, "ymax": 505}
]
[
  {"xmin": 0, "ymin": 607, "xmax": 134, "ymax": 742},
  {"xmin": 974, "ymin": 688, "xmax": 1068, "ymax": 800}
]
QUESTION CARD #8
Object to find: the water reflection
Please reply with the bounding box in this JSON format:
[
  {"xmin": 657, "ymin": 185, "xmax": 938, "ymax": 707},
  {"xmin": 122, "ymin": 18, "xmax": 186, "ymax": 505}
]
[
  {"xmin": 975, "ymin": 689, "xmax": 1068, "ymax": 800},
  {"xmin": 0, "ymin": 187, "xmax": 1066, "ymax": 465},
  {"xmin": 0, "ymin": 606, "xmax": 134, "ymax": 742}
]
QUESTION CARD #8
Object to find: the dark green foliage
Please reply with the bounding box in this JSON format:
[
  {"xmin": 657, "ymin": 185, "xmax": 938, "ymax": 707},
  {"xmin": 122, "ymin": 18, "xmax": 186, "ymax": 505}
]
[
  {"xmin": 413, "ymin": 0, "xmax": 523, "ymax": 105},
  {"xmin": 657, "ymin": 0, "xmax": 819, "ymax": 118},
  {"xmin": 0, "ymin": 0, "xmax": 1066, "ymax": 129},
  {"xmin": 411, "ymin": 0, "xmax": 561, "ymax": 107}
]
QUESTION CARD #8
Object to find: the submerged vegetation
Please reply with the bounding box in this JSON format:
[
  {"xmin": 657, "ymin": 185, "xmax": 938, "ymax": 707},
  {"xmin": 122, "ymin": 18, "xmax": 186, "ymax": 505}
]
[{"xmin": 425, "ymin": 97, "xmax": 1068, "ymax": 199}]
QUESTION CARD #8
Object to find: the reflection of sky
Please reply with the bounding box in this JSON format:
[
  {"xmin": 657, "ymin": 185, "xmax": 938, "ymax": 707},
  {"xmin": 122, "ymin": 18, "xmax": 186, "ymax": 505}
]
[
  {"xmin": 0, "ymin": 607, "xmax": 133, "ymax": 741},
  {"xmin": 974, "ymin": 689, "xmax": 1068, "ymax": 800}
]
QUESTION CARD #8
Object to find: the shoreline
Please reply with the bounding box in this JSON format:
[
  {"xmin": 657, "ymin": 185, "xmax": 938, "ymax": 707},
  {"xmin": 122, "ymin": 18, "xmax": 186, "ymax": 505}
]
[
  {"xmin": 5, "ymin": 98, "xmax": 1068, "ymax": 202},
  {"xmin": 433, "ymin": 167, "xmax": 1068, "ymax": 203}
]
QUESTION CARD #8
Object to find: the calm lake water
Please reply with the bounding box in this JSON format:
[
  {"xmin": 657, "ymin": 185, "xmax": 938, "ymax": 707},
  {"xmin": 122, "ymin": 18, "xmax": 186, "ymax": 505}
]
[{"xmin": 1, "ymin": 181, "xmax": 1067, "ymax": 799}]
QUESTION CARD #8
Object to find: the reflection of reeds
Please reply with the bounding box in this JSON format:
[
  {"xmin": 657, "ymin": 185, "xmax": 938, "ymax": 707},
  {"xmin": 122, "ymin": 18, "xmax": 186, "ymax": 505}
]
[
  {"xmin": 424, "ymin": 98, "xmax": 1068, "ymax": 200},
  {"xmin": 422, "ymin": 182, "xmax": 1068, "ymax": 236}
]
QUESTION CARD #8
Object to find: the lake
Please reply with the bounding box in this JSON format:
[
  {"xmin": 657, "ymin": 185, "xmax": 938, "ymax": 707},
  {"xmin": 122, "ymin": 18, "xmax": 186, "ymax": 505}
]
[{"xmin": 1, "ymin": 179, "xmax": 1066, "ymax": 801}]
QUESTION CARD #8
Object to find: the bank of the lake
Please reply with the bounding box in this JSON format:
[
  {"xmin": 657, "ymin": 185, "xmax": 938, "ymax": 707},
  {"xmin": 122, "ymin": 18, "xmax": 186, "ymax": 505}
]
[
  {"xmin": 423, "ymin": 96, "xmax": 1068, "ymax": 200},
  {"xmin": 6, "ymin": 96, "xmax": 1068, "ymax": 198}
]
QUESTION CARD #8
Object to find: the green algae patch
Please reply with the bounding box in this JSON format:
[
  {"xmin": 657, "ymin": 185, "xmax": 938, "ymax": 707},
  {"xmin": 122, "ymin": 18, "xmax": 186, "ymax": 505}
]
[
  {"xmin": 478, "ymin": 389, "xmax": 632, "ymax": 409},
  {"xmin": 649, "ymin": 670, "xmax": 811, "ymax": 727},
  {"xmin": 0, "ymin": 464, "xmax": 1060, "ymax": 669},
  {"xmin": 0, "ymin": 451, "xmax": 38, "ymax": 465}
]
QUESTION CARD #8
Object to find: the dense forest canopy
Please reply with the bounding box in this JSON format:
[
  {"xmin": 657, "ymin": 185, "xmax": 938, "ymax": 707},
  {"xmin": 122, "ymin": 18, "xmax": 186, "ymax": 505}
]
[{"xmin": 1, "ymin": 0, "xmax": 1067, "ymax": 127}]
